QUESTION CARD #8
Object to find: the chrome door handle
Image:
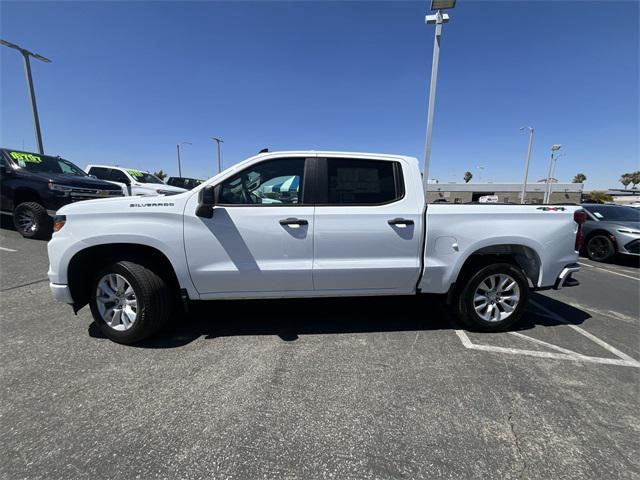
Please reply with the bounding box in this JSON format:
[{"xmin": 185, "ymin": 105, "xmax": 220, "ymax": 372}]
[
  {"xmin": 279, "ymin": 218, "xmax": 308, "ymax": 226},
  {"xmin": 388, "ymin": 218, "xmax": 414, "ymax": 226}
]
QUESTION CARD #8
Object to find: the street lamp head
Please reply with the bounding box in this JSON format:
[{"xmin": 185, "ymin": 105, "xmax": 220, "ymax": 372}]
[
  {"xmin": 520, "ymin": 126, "xmax": 533, "ymax": 132},
  {"xmin": 1, "ymin": 39, "xmax": 51, "ymax": 62},
  {"xmin": 551, "ymin": 144, "xmax": 562, "ymax": 151},
  {"xmin": 431, "ymin": 0, "xmax": 456, "ymax": 10},
  {"xmin": 211, "ymin": 137, "xmax": 224, "ymax": 143}
]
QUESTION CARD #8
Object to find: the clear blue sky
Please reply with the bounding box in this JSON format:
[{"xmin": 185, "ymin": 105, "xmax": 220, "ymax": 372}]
[{"xmin": 1, "ymin": 1, "xmax": 638, "ymax": 189}]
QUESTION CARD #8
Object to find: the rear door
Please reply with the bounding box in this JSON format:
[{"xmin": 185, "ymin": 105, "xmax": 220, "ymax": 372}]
[{"xmin": 312, "ymin": 157, "xmax": 423, "ymax": 294}]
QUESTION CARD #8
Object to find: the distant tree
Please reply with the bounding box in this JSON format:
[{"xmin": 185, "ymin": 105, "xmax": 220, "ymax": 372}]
[
  {"xmin": 153, "ymin": 170, "xmax": 167, "ymax": 181},
  {"xmin": 463, "ymin": 171, "xmax": 473, "ymax": 183},
  {"xmin": 584, "ymin": 191, "xmax": 613, "ymax": 203},
  {"xmin": 631, "ymin": 171, "xmax": 640, "ymax": 189},
  {"xmin": 620, "ymin": 173, "xmax": 633, "ymax": 189},
  {"xmin": 572, "ymin": 173, "xmax": 587, "ymax": 183}
]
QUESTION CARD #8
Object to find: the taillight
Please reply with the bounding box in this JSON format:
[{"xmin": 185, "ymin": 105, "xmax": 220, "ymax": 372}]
[{"xmin": 574, "ymin": 209, "xmax": 586, "ymax": 251}]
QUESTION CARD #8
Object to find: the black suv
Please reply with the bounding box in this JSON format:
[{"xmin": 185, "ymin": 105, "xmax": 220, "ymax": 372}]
[{"xmin": 0, "ymin": 149, "xmax": 123, "ymax": 239}]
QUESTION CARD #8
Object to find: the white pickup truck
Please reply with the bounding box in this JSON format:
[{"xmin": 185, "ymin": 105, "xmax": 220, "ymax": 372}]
[{"xmin": 48, "ymin": 151, "xmax": 584, "ymax": 344}]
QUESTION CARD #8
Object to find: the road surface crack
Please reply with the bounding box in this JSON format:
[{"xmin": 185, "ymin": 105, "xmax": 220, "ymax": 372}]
[{"xmin": 508, "ymin": 411, "xmax": 528, "ymax": 480}]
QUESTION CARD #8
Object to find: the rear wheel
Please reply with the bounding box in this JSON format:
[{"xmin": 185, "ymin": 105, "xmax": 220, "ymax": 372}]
[
  {"xmin": 13, "ymin": 202, "xmax": 51, "ymax": 239},
  {"xmin": 586, "ymin": 235, "xmax": 615, "ymax": 262},
  {"xmin": 89, "ymin": 261, "xmax": 172, "ymax": 344},
  {"xmin": 456, "ymin": 262, "xmax": 529, "ymax": 332}
]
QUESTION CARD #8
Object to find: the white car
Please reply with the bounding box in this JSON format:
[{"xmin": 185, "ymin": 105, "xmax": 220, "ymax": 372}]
[
  {"xmin": 85, "ymin": 165, "xmax": 186, "ymax": 196},
  {"xmin": 50, "ymin": 151, "xmax": 583, "ymax": 344}
]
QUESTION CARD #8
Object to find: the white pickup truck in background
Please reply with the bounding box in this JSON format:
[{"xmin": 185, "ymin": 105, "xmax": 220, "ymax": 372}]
[
  {"xmin": 48, "ymin": 151, "xmax": 584, "ymax": 344},
  {"xmin": 85, "ymin": 165, "xmax": 187, "ymax": 196}
]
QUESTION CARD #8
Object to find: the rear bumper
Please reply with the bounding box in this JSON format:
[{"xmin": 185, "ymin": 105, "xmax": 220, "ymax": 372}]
[
  {"xmin": 50, "ymin": 283, "xmax": 74, "ymax": 304},
  {"xmin": 553, "ymin": 263, "xmax": 580, "ymax": 290}
]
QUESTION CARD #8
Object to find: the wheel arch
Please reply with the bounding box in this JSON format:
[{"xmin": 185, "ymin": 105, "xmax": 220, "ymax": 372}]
[
  {"xmin": 13, "ymin": 188, "xmax": 42, "ymax": 207},
  {"xmin": 67, "ymin": 243, "xmax": 185, "ymax": 311}
]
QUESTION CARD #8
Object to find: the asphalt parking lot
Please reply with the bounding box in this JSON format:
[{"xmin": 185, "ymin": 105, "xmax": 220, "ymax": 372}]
[{"xmin": 1, "ymin": 222, "xmax": 639, "ymax": 480}]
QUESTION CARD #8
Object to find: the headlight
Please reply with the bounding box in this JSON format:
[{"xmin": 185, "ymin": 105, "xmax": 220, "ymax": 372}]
[
  {"xmin": 618, "ymin": 229, "xmax": 640, "ymax": 235},
  {"xmin": 53, "ymin": 215, "xmax": 66, "ymax": 232},
  {"xmin": 48, "ymin": 182, "xmax": 74, "ymax": 193}
]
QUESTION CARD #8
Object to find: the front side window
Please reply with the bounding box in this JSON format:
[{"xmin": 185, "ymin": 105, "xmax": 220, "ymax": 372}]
[
  {"xmin": 219, "ymin": 158, "xmax": 305, "ymax": 205},
  {"xmin": 325, "ymin": 158, "xmax": 400, "ymax": 205}
]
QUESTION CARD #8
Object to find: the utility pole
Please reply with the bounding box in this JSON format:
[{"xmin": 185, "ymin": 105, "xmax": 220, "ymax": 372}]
[
  {"xmin": 544, "ymin": 144, "xmax": 562, "ymax": 203},
  {"xmin": 176, "ymin": 141, "xmax": 192, "ymax": 177},
  {"xmin": 422, "ymin": 0, "xmax": 456, "ymax": 194},
  {"xmin": 212, "ymin": 137, "xmax": 224, "ymax": 174},
  {"xmin": 1, "ymin": 39, "xmax": 51, "ymax": 154},
  {"xmin": 519, "ymin": 127, "xmax": 534, "ymax": 204}
]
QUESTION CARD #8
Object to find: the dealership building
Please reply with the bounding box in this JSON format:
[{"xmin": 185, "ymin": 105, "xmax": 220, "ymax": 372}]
[{"xmin": 426, "ymin": 182, "xmax": 584, "ymax": 204}]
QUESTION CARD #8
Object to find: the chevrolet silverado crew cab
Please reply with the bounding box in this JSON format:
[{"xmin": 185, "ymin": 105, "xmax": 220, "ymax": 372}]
[
  {"xmin": 0, "ymin": 148, "xmax": 123, "ymax": 239},
  {"xmin": 85, "ymin": 165, "xmax": 187, "ymax": 196},
  {"xmin": 48, "ymin": 151, "xmax": 584, "ymax": 344}
]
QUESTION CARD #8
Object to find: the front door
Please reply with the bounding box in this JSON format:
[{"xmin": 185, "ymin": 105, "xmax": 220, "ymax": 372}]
[
  {"xmin": 312, "ymin": 157, "xmax": 422, "ymax": 294},
  {"xmin": 184, "ymin": 157, "xmax": 314, "ymax": 297}
]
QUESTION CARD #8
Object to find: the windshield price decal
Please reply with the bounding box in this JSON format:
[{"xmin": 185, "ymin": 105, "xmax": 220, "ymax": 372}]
[
  {"xmin": 127, "ymin": 169, "xmax": 145, "ymax": 177},
  {"xmin": 10, "ymin": 151, "xmax": 42, "ymax": 163}
]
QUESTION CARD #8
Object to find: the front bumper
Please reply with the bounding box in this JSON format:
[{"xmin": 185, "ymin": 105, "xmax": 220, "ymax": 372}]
[
  {"xmin": 554, "ymin": 263, "xmax": 580, "ymax": 290},
  {"xmin": 50, "ymin": 283, "xmax": 74, "ymax": 304}
]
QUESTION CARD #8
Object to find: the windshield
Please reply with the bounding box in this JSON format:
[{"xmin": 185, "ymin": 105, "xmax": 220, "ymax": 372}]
[
  {"xmin": 126, "ymin": 169, "xmax": 162, "ymax": 184},
  {"xmin": 6, "ymin": 150, "xmax": 87, "ymax": 176},
  {"xmin": 584, "ymin": 205, "xmax": 640, "ymax": 222}
]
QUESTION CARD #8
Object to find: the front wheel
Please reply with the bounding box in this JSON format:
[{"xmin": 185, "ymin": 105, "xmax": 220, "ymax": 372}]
[
  {"xmin": 13, "ymin": 202, "xmax": 51, "ymax": 239},
  {"xmin": 455, "ymin": 263, "xmax": 529, "ymax": 332},
  {"xmin": 89, "ymin": 261, "xmax": 172, "ymax": 344}
]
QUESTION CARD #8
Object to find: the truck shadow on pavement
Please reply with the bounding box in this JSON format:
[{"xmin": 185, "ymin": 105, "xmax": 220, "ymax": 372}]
[{"xmin": 88, "ymin": 292, "xmax": 591, "ymax": 349}]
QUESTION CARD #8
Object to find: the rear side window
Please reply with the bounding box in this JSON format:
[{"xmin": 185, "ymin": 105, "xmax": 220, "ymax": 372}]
[
  {"xmin": 325, "ymin": 158, "xmax": 402, "ymax": 205},
  {"xmin": 88, "ymin": 167, "xmax": 110, "ymax": 179},
  {"xmin": 109, "ymin": 169, "xmax": 130, "ymax": 184}
]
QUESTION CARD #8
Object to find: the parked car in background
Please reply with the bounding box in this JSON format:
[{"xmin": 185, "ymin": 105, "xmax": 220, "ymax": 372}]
[
  {"xmin": 0, "ymin": 149, "xmax": 123, "ymax": 239},
  {"xmin": 48, "ymin": 150, "xmax": 583, "ymax": 344},
  {"xmin": 85, "ymin": 165, "xmax": 187, "ymax": 196},
  {"xmin": 581, "ymin": 204, "xmax": 640, "ymax": 262},
  {"xmin": 166, "ymin": 176, "xmax": 204, "ymax": 190}
]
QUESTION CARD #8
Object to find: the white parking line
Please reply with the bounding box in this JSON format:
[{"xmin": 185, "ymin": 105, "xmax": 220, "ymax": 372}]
[
  {"xmin": 0, "ymin": 246, "xmax": 17, "ymax": 252},
  {"xmin": 453, "ymin": 301, "xmax": 640, "ymax": 368},
  {"xmin": 530, "ymin": 300, "xmax": 637, "ymax": 363},
  {"xmin": 578, "ymin": 262, "xmax": 639, "ymax": 281}
]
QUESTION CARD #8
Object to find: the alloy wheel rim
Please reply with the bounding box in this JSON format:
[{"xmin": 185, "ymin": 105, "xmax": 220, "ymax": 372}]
[
  {"xmin": 473, "ymin": 273, "xmax": 520, "ymax": 322},
  {"xmin": 17, "ymin": 210, "xmax": 37, "ymax": 233},
  {"xmin": 96, "ymin": 273, "xmax": 138, "ymax": 331},
  {"xmin": 588, "ymin": 237, "xmax": 610, "ymax": 260}
]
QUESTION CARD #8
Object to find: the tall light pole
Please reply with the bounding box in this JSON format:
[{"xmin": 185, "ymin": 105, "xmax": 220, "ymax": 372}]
[
  {"xmin": 544, "ymin": 144, "xmax": 562, "ymax": 203},
  {"xmin": 519, "ymin": 127, "xmax": 534, "ymax": 204},
  {"xmin": 477, "ymin": 165, "xmax": 485, "ymax": 182},
  {"xmin": 1, "ymin": 39, "xmax": 51, "ymax": 154},
  {"xmin": 176, "ymin": 141, "xmax": 192, "ymax": 177},
  {"xmin": 211, "ymin": 137, "xmax": 224, "ymax": 174},
  {"xmin": 422, "ymin": 0, "xmax": 456, "ymax": 194}
]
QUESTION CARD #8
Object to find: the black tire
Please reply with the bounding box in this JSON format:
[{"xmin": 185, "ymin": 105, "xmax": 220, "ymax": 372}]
[
  {"xmin": 455, "ymin": 262, "xmax": 529, "ymax": 332},
  {"xmin": 586, "ymin": 234, "xmax": 615, "ymax": 262},
  {"xmin": 89, "ymin": 261, "xmax": 172, "ymax": 344},
  {"xmin": 13, "ymin": 202, "xmax": 51, "ymax": 239}
]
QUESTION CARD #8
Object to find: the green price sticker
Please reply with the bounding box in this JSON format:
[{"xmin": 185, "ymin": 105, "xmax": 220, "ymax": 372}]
[
  {"xmin": 127, "ymin": 169, "xmax": 144, "ymax": 177},
  {"xmin": 10, "ymin": 151, "xmax": 42, "ymax": 163}
]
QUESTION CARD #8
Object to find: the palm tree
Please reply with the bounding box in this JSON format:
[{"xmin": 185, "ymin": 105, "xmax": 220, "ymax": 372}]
[
  {"xmin": 631, "ymin": 171, "xmax": 640, "ymax": 189},
  {"xmin": 153, "ymin": 170, "xmax": 167, "ymax": 181},
  {"xmin": 463, "ymin": 171, "xmax": 473, "ymax": 183},
  {"xmin": 620, "ymin": 173, "xmax": 633, "ymax": 189},
  {"xmin": 572, "ymin": 173, "xmax": 586, "ymax": 183}
]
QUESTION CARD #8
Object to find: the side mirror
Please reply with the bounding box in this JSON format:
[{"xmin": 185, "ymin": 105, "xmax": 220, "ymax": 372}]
[
  {"xmin": 196, "ymin": 185, "xmax": 216, "ymax": 218},
  {"xmin": 0, "ymin": 163, "xmax": 11, "ymax": 175}
]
